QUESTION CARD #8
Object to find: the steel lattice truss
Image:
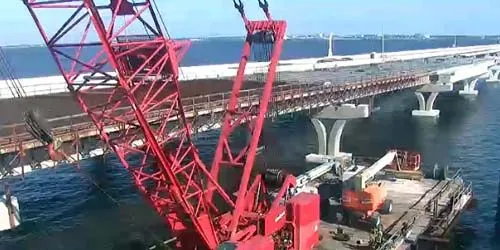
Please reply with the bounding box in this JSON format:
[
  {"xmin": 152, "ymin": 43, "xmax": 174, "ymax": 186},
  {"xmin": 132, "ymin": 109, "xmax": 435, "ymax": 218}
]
[
  {"xmin": 207, "ymin": 0, "xmax": 287, "ymax": 241},
  {"xmin": 20, "ymin": 0, "xmax": 425, "ymax": 248},
  {"xmin": 24, "ymin": 0, "xmax": 234, "ymax": 248}
]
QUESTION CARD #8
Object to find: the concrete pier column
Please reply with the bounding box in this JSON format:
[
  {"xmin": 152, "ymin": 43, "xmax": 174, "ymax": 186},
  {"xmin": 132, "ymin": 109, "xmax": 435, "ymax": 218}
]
[
  {"xmin": 412, "ymin": 82, "xmax": 453, "ymax": 118},
  {"xmin": 311, "ymin": 118, "xmax": 328, "ymax": 156},
  {"xmin": 412, "ymin": 92, "xmax": 441, "ymax": 117},
  {"xmin": 311, "ymin": 118, "xmax": 347, "ymax": 157},
  {"xmin": 328, "ymin": 120, "xmax": 346, "ymax": 156},
  {"xmin": 486, "ymin": 66, "xmax": 500, "ymax": 84},
  {"xmin": 307, "ymin": 104, "xmax": 369, "ymax": 164},
  {"xmin": 459, "ymin": 78, "xmax": 479, "ymax": 96},
  {"xmin": 356, "ymin": 96, "xmax": 378, "ymax": 113},
  {"xmin": 327, "ymin": 33, "xmax": 334, "ymax": 57}
]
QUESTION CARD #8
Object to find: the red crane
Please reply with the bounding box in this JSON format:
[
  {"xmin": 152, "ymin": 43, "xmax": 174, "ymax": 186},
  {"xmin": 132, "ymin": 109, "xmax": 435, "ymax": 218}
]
[{"xmin": 23, "ymin": 0, "xmax": 320, "ymax": 249}]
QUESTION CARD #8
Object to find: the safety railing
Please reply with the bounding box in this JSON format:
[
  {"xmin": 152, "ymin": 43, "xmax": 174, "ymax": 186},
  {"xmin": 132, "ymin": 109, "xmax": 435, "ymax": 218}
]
[
  {"xmin": 0, "ymin": 70, "xmax": 429, "ymax": 153},
  {"xmin": 424, "ymin": 170, "xmax": 473, "ymax": 237},
  {"xmin": 0, "ymin": 81, "xmax": 68, "ymax": 99}
]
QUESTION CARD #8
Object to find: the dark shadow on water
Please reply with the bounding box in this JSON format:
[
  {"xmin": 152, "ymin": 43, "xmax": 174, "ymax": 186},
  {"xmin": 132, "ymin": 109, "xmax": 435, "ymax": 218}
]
[{"xmin": 494, "ymin": 172, "xmax": 500, "ymax": 246}]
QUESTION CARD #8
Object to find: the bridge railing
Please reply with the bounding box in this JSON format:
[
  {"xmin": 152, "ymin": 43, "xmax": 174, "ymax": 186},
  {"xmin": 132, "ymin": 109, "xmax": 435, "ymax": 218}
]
[
  {"xmin": 182, "ymin": 68, "xmax": 424, "ymax": 111},
  {"xmin": 0, "ymin": 70, "xmax": 429, "ymax": 153}
]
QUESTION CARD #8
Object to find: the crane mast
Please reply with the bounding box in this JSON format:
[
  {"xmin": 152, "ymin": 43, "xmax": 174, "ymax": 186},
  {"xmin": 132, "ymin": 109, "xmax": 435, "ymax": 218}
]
[
  {"xmin": 23, "ymin": 0, "xmax": 233, "ymax": 248},
  {"xmin": 209, "ymin": 0, "xmax": 287, "ymax": 241},
  {"xmin": 23, "ymin": 1, "xmax": 319, "ymax": 249}
]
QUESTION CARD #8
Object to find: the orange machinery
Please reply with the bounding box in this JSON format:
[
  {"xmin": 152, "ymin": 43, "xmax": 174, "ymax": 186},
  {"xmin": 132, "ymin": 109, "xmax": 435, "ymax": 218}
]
[
  {"xmin": 342, "ymin": 183, "xmax": 392, "ymax": 227},
  {"xmin": 341, "ymin": 150, "xmax": 422, "ymax": 227},
  {"xmin": 386, "ymin": 150, "xmax": 423, "ymax": 180},
  {"xmin": 388, "ymin": 150, "xmax": 421, "ymax": 171}
]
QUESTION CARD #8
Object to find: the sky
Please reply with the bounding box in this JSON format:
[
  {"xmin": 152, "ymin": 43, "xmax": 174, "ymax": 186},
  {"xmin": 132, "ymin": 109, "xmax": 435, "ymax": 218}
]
[{"xmin": 1, "ymin": 0, "xmax": 499, "ymax": 45}]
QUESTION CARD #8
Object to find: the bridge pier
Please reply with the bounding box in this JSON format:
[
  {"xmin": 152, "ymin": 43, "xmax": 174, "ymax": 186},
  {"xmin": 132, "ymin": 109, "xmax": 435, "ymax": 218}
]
[
  {"xmin": 356, "ymin": 96, "xmax": 378, "ymax": 113},
  {"xmin": 412, "ymin": 83, "xmax": 453, "ymax": 118},
  {"xmin": 486, "ymin": 66, "xmax": 500, "ymax": 84},
  {"xmin": 458, "ymin": 78, "xmax": 479, "ymax": 97},
  {"xmin": 306, "ymin": 104, "xmax": 369, "ymax": 164}
]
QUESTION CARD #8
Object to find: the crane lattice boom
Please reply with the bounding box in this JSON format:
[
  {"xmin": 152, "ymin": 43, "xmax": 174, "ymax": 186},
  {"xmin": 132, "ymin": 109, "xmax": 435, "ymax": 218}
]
[
  {"xmin": 209, "ymin": 0, "xmax": 287, "ymax": 241},
  {"xmin": 23, "ymin": 0, "xmax": 233, "ymax": 248},
  {"xmin": 22, "ymin": 1, "xmax": 315, "ymax": 249}
]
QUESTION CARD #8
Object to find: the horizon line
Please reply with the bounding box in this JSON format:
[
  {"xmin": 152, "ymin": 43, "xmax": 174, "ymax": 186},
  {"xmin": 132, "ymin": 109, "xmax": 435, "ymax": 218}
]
[{"xmin": 1, "ymin": 34, "xmax": 500, "ymax": 47}]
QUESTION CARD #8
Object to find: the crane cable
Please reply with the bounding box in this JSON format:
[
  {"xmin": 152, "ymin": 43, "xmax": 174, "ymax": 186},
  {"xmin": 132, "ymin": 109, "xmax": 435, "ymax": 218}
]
[
  {"xmin": 0, "ymin": 46, "xmax": 55, "ymax": 147},
  {"xmin": 0, "ymin": 48, "xmax": 57, "ymax": 242},
  {"xmin": 0, "ymin": 46, "xmax": 26, "ymax": 99},
  {"xmin": 150, "ymin": 0, "xmax": 187, "ymax": 80},
  {"xmin": 151, "ymin": 0, "xmax": 171, "ymax": 39},
  {"xmin": 0, "ymin": 46, "xmax": 54, "ymax": 176},
  {"xmin": 232, "ymin": 0, "xmax": 277, "ymax": 82}
]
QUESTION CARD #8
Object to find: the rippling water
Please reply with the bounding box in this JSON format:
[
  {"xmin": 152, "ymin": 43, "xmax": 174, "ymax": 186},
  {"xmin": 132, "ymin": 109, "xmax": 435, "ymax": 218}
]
[{"xmin": 2, "ymin": 38, "xmax": 500, "ymax": 249}]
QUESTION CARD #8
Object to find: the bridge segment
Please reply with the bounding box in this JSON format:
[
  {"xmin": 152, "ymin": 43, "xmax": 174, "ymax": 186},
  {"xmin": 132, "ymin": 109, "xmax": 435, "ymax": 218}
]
[
  {"xmin": 2, "ymin": 44, "xmax": 500, "ymax": 99},
  {"xmin": 486, "ymin": 65, "xmax": 500, "ymax": 84},
  {"xmin": 412, "ymin": 60, "xmax": 496, "ymax": 118},
  {"xmin": 306, "ymin": 104, "xmax": 369, "ymax": 165}
]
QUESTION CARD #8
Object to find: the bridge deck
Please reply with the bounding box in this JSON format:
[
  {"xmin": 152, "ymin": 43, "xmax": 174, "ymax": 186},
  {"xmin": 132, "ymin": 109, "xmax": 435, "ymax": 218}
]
[
  {"xmin": 0, "ymin": 56, "xmax": 471, "ymax": 125},
  {"xmin": 0, "ymin": 57, "xmax": 483, "ymax": 155},
  {"xmin": 0, "ymin": 78, "xmax": 272, "ymax": 133}
]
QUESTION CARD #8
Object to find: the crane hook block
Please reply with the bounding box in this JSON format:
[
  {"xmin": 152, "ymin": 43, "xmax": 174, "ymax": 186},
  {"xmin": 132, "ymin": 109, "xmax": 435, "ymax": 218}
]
[
  {"xmin": 258, "ymin": 0, "xmax": 269, "ymax": 10},
  {"xmin": 110, "ymin": 0, "xmax": 136, "ymax": 16},
  {"xmin": 233, "ymin": 0, "xmax": 244, "ymax": 13}
]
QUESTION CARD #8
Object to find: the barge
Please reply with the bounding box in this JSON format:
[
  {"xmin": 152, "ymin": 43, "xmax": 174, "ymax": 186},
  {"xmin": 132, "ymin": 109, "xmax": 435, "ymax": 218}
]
[{"xmin": 289, "ymin": 150, "xmax": 473, "ymax": 250}]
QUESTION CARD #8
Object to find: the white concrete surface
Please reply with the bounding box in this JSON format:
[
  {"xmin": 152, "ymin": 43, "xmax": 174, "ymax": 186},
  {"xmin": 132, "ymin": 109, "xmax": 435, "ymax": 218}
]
[
  {"xmin": 411, "ymin": 109, "xmax": 440, "ymax": 118},
  {"xmin": 458, "ymin": 90, "xmax": 479, "ymax": 96},
  {"xmin": 486, "ymin": 65, "xmax": 500, "ymax": 84},
  {"xmin": 459, "ymin": 79, "xmax": 479, "ymax": 96},
  {"xmin": 315, "ymin": 103, "xmax": 370, "ymax": 119},
  {"xmin": 412, "ymin": 92, "xmax": 441, "ymax": 118},
  {"xmin": 0, "ymin": 195, "xmax": 20, "ymax": 231},
  {"xmin": 355, "ymin": 151, "xmax": 397, "ymax": 191},
  {"xmin": 417, "ymin": 83, "xmax": 454, "ymax": 93},
  {"xmin": 435, "ymin": 60, "xmax": 495, "ymax": 83},
  {"xmin": 413, "ymin": 60, "xmax": 496, "ymax": 117},
  {"xmin": 305, "ymin": 153, "xmax": 340, "ymax": 164},
  {"xmin": 308, "ymin": 104, "xmax": 369, "ymax": 163},
  {"xmin": 2, "ymin": 44, "xmax": 500, "ymax": 99}
]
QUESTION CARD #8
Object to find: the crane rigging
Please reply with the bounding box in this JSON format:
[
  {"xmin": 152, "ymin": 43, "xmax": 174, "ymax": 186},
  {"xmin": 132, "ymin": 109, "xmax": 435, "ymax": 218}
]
[
  {"xmin": 0, "ymin": 47, "xmax": 26, "ymax": 99},
  {"xmin": 0, "ymin": 44, "xmax": 58, "ymax": 177},
  {"xmin": 209, "ymin": 0, "xmax": 287, "ymax": 241},
  {"xmin": 22, "ymin": 0, "xmax": 320, "ymax": 249}
]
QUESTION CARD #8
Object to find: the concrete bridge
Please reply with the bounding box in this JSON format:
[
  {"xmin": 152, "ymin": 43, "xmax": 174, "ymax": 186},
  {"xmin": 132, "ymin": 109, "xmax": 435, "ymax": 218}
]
[
  {"xmin": 486, "ymin": 65, "xmax": 500, "ymax": 84},
  {"xmin": 2, "ymin": 44, "xmax": 500, "ymax": 99},
  {"xmin": 412, "ymin": 60, "xmax": 496, "ymax": 117},
  {"xmin": 1, "ymin": 47, "xmax": 500, "ymax": 177},
  {"xmin": 306, "ymin": 59, "xmax": 498, "ymax": 165}
]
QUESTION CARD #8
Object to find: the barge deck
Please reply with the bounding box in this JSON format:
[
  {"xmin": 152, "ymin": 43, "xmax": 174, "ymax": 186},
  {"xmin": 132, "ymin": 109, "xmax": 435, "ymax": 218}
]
[{"xmin": 316, "ymin": 169, "xmax": 472, "ymax": 250}]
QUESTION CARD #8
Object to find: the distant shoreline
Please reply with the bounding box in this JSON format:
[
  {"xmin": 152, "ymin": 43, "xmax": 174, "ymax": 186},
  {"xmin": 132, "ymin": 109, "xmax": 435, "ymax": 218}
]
[{"xmin": 2, "ymin": 35, "xmax": 499, "ymax": 48}]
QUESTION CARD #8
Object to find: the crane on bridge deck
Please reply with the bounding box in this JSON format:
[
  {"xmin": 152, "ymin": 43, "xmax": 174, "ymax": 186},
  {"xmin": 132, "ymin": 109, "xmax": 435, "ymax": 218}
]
[{"xmin": 21, "ymin": 0, "xmax": 321, "ymax": 249}]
